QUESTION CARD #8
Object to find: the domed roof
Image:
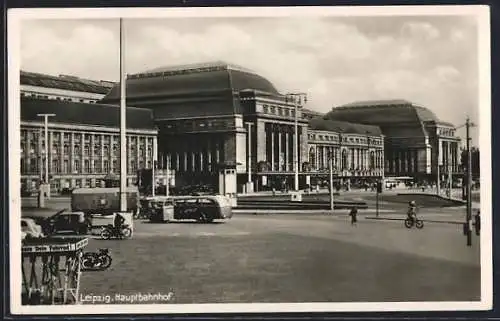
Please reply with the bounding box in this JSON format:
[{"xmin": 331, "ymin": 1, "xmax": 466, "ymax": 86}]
[
  {"xmin": 330, "ymin": 99, "xmax": 440, "ymax": 125},
  {"xmin": 100, "ymin": 61, "xmax": 280, "ymax": 106},
  {"xmin": 324, "ymin": 99, "xmax": 445, "ymax": 141}
]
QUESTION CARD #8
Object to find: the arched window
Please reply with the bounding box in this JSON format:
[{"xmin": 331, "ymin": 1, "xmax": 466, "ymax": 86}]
[
  {"xmin": 309, "ymin": 147, "xmax": 316, "ymax": 170},
  {"xmin": 341, "ymin": 149, "xmax": 348, "ymax": 170}
]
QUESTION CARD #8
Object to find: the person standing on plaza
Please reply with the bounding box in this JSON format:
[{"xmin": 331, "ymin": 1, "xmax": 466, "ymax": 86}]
[{"xmin": 349, "ymin": 206, "xmax": 358, "ymax": 226}]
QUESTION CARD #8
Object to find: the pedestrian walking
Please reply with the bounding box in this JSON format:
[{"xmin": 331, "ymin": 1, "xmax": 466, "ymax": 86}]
[{"xmin": 349, "ymin": 206, "xmax": 358, "ymax": 226}]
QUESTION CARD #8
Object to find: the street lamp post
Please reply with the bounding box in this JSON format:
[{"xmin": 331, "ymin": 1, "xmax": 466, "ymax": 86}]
[
  {"xmin": 285, "ymin": 93, "xmax": 307, "ymax": 192},
  {"xmin": 437, "ymin": 139, "xmax": 441, "ymax": 196},
  {"xmin": 37, "ymin": 113, "xmax": 55, "ymax": 201},
  {"xmin": 245, "ymin": 122, "xmax": 253, "ymax": 193},
  {"xmin": 329, "ymin": 155, "xmax": 334, "ymax": 211},
  {"xmin": 448, "ymin": 144, "xmax": 453, "ymax": 198},
  {"xmin": 119, "ymin": 18, "xmax": 127, "ymax": 213}
]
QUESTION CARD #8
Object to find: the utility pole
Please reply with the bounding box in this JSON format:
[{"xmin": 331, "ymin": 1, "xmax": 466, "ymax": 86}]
[
  {"xmin": 285, "ymin": 92, "xmax": 307, "ymax": 192},
  {"xmin": 152, "ymin": 138, "xmax": 157, "ymax": 197},
  {"xmin": 448, "ymin": 144, "xmax": 452, "ymax": 198},
  {"xmin": 119, "ymin": 18, "xmax": 127, "ymax": 212},
  {"xmin": 329, "ymin": 156, "xmax": 334, "ymax": 211},
  {"xmin": 436, "ymin": 140, "xmax": 441, "ymax": 196},
  {"xmin": 465, "ymin": 118, "xmax": 474, "ymax": 246},
  {"xmin": 37, "ymin": 113, "xmax": 55, "ymax": 202},
  {"xmin": 245, "ymin": 122, "xmax": 253, "ymax": 193}
]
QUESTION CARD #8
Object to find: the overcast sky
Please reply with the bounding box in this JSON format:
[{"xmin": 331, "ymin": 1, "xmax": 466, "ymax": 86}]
[{"xmin": 20, "ymin": 15, "xmax": 480, "ymax": 142}]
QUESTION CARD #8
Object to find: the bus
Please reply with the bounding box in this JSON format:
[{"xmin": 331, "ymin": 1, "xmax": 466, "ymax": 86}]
[{"xmin": 147, "ymin": 195, "xmax": 234, "ymax": 223}]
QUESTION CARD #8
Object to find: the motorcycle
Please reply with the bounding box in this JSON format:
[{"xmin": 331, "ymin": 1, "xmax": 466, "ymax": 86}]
[
  {"xmin": 100, "ymin": 224, "xmax": 132, "ymax": 240},
  {"xmin": 82, "ymin": 248, "xmax": 112, "ymax": 271},
  {"xmin": 404, "ymin": 217, "xmax": 424, "ymax": 229}
]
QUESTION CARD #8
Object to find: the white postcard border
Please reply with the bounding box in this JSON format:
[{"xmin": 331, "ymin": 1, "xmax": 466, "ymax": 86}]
[{"xmin": 7, "ymin": 5, "xmax": 492, "ymax": 314}]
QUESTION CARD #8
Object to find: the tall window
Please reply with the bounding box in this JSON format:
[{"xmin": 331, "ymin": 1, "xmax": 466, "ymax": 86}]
[
  {"xmin": 63, "ymin": 144, "xmax": 69, "ymax": 155},
  {"xmin": 309, "ymin": 147, "xmax": 316, "ymax": 170},
  {"xmin": 94, "ymin": 144, "xmax": 101, "ymax": 157},
  {"xmin": 52, "ymin": 159, "xmax": 60, "ymax": 173},
  {"xmin": 104, "ymin": 160, "xmax": 110, "ymax": 173},
  {"xmin": 74, "ymin": 144, "xmax": 81, "ymax": 155},
  {"xmin": 63, "ymin": 159, "xmax": 69, "ymax": 173},
  {"xmin": 103, "ymin": 145, "xmax": 109, "ymax": 157},
  {"xmin": 84, "ymin": 144, "xmax": 90, "ymax": 156},
  {"xmin": 112, "ymin": 160, "xmax": 117, "ymax": 173},
  {"xmin": 342, "ymin": 150, "xmax": 348, "ymax": 170},
  {"xmin": 84, "ymin": 160, "xmax": 90, "ymax": 173},
  {"xmin": 21, "ymin": 159, "xmax": 25, "ymax": 174},
  {"xmin": 370, "ymin": 151, "xmax": 375, "ymax": 169},
  {"xmin": 30, "ymin": 158, "xmax": 38, "ymax": 173},
  {"xmin": 30, "ymin": 143, "xmax": 36, "ymax": 154},
  {"xmin": 95, "ymin": 160, "xmax": 101, "ymax": 173},
  {"xmin": 112, "ymin": 144, "xmax": 118, "ymax": 156}
]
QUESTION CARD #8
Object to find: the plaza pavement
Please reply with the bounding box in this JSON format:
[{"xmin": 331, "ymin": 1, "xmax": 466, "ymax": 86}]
[
  {"xmin": 18, "ymin": 193, "xmax": 481, "ymax": 304},
  {"xmin": 75, "ymin": 213, "xmax": 480, "ymax": 304}
]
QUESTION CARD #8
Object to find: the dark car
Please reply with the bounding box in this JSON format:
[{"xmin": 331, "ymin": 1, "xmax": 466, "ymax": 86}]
[{"xmin": 46, "ymin": 211, "xmax": 91, "ymax": 235}]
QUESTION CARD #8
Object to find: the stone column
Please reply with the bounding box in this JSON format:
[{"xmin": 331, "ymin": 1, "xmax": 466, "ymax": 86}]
[
  {"xmin": 285, "ymin": 131, "xmax": 290, "ymax": 171},
  {"xmin": 59, "ymin": 132, "xmax": 64, "ymax": 175},
  {"xmin": 207, "ymin": 140, "xmax": 212, "ymax": 172},
  {"xmin": 270, "ymin": 128, "xmax": 275, "ymax": 171},
  {"xmin": 278, "ymin": 129, "xmax": 282, "ymax": 171},
  {"xmin": 101, "ymin": 134, "xmax": 105, "ymax": 174},
  {"xmin": 200, "ymin": 150, "xmax": 204, "ymax": 172},
  {"xmin": 215, "ymin": 142, "xmax": 220, "ymax": 165},
  {"xmin": 70, "ymin": 132, "xmax": 75, "ymax": 174},
  {"xmin": 90, "ymin": 134, "xmax": 95, "ymax": 175}
]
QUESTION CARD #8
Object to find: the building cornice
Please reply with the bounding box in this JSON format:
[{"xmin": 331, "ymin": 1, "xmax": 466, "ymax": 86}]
[{"xmin": 21, "ymin": 121, "xmax": 157, "ymax": 135}]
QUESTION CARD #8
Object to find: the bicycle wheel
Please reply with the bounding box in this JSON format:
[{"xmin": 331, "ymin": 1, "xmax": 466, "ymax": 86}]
[
  {"xmin": 100, "ymin": 255, "xmax": 112, "ymax": 269},
  {"xmin": 404, "ymin": 219, "xmax": 413, "ymax": 228},
  {"xmin": 121, "ymin": 227, "xmax": 132, "ymax": 238},
  {"xmin": 415, "ymin": 220, "xmax": 424, "ymax": 229},
  {"xmin": 100, "ymin": 228, "xmax": 112, "ymax": 240}
]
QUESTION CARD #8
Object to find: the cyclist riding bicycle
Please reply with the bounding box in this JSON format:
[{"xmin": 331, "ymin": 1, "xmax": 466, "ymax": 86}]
[
  {"xmin": 113, "ymin": 213, "xmax": 126, "ymax": 236},
  {"xmin": 407, "ymin": 201, "xmax": 418, "ymax": 222}
]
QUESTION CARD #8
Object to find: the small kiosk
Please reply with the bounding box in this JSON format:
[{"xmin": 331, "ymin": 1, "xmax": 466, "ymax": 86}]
[{"xmin": 218, "ymin": 162, "xmax": 238, "ymax": 207}]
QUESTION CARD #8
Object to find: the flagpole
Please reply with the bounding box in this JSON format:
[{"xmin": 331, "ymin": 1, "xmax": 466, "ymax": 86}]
[{"xmin": 119, "ymin": 18, "xmax": 127, "ymax": 212}]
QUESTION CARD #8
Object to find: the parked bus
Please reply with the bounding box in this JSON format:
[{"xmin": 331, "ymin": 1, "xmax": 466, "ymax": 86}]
[{"xmin": 148, "ymin": 195, "xmax": 233, "ymax": 223}]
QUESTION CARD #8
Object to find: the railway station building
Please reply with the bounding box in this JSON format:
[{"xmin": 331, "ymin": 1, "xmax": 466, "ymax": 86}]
[
  {"xmin": 100, "ymin": 61, "xmax": 386, "ymax": 193},
  {"xmin": 323, "ymin": 100, "xmax": 462, "ymax": 183}
]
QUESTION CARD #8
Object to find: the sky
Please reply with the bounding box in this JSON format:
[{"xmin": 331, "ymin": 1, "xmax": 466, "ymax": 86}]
[{"xmin": 20, "ymin": 14, "xmax": 481, "ymax": 143}]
